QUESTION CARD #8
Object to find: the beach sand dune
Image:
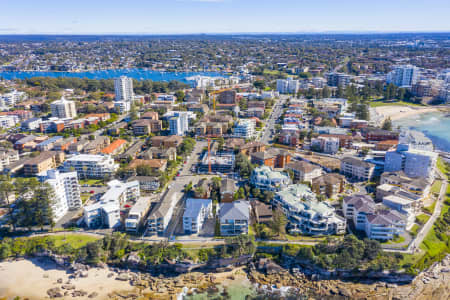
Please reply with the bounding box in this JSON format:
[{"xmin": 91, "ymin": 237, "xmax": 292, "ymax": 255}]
[{"xmin": 0, "ymin": 258, "xmax": 137, "ymax": 300}]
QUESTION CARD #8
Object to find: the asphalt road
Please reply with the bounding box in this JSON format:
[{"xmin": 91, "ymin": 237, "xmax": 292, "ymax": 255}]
[{"xmin": 259, "ymin": 96, "xmax": 287, "ymax": 144}]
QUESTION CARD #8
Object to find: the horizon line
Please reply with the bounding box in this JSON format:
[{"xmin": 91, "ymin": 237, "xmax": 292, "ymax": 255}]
[{"xmin": 0, "ymin": 31, "xmax": 449, "ymax": 36}]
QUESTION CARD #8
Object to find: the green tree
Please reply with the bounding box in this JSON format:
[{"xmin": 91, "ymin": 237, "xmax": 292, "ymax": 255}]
[
  {"xmin": 381, "ymin": 117, "xmax": 393, "ymax": 131},
  {"xmin": 270, "ymin": 209, "xmax": 287, "ymax": 237}
]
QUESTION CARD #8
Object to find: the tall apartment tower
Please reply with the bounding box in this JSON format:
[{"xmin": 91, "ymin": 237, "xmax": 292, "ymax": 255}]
[
  {"xmin": 38, "ymin": 169, "xmax": 82, "ymax": 221},
  {"xmin": 51, "ymin": 97, "xmax": 77, "ymax": 119},
  {"xmin": 114, "ymin": 76, "xmax": 134, "ymax": 102},
  {"xmin": 387, "ymin": 65, "xmax": 419, "ymax": 87}
]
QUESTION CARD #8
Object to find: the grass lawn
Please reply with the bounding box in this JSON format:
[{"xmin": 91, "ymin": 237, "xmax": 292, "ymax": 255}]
[
  {"xmin": 437, "ymin": 157, "xmax": 449, "ymax": 180},
  {"xmin": 416, "ymin": 213, "xmax": 431, "ymax": 225},
  {"xmin": 381, "ymin": 235, "xmax": 406, "ymax": 245},
  {"xmin": 410, "ymin": 224, "xmax": 420, "ymax": 237},
  {"xmin": 422, "ymin": 202, "xmax": 436, "ymax": 215},
  {"xmin": 369, "ymin": 100, "xmax": 425, "ymax": 107},
  {"xmin": 50, "ymin": 234, "xmax": 100, "ymax": 249},
  {"xmin": 79, "ymin": 179, "xmax": 104, "ymax": 186},
  {"xmin": 431, "ymin": 180, "xmax": 443, "ymax": 195},
  {"xmin": 285, "ymin": 234, "xmax": 326, "ymax": 242},
  {"xmin": 420, "ymin": 229, "xmax": 448, "ymax": 257}
]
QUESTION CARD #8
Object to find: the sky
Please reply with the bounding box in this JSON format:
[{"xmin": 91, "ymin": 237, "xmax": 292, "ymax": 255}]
[{"xmin": 1, "ymin": 0, "xmax": 449, "ymax": 34}]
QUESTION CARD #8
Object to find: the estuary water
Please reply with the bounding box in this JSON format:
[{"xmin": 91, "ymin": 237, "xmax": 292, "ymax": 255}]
[
  {"xmin": 0, "ymin": 69, "xmax": 224, "ymax": 83},
  {"xmin": 394, "ymin": 111, "xmax": 450, "ymax": 152}
]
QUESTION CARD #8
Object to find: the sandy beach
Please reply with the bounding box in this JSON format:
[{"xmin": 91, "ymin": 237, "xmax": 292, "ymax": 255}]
[
  {"xmin": 372, "ymin": 105, "xmax": 438, "ymax": 124},
  {"xmin": 0, "ymin": 258, "xmax": 139, "ymax": 300}
]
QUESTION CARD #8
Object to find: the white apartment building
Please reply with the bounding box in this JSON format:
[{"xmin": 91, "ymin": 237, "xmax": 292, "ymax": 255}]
[
  {"xmin": 399, "ymin": 130, "xmax": 433, "ymax": 151},
  {"xmin": 38, "ymin": 169, "xmax": 82, "ymax": 222},
  {"xmin": 387, "ymin": 65, "xmax": 419, "ymax": 87},
  {"xmin": 250, "ymin": 166, "xmax": 291, "ymax": 192},
  {"xmin": 51, "ymin": 97, "xmax": 77, "ymax": 119},
  {"xmin": 0, "ymin": 90, "xmax": 27, "ymax": 107},
  {"xmin": 183, "ymin": 198, "xmax": 212, "ymax": 234},
  {"xmin": 274, "ymin": 184, "xmax": 346, "ymax": 235},
  {"xmin": 234, "ymin": 119, "xmax": 256, "ymax": 139},
  {"xmin": 114, "ymin": 101, "xmax": 131, "ymax": 113},
  {"xmin": 382, "ymin": 195, "xmax": 416, "ymax": 229},
  {"xmin": 0, "ymin": 149, "xmax": 19, "ymax": 172},
  {"xmin": 115, "ymin": 76, "xmax": 134, "ymax": 102},
  {"xmin": 63, "ymin": 154, "xmax": 119, "ymax": 179},
  {"xmin": 83, "ymin": 179, "xmax": 140, "ymax": 229},
  {"xmin": 340, "ymin": 156, "xmax": 375, "ymax": 181},
  {"xmin": 311, "ymin": 136, "xmax": 339, "ymax": 154},
  {"xmin": 385, "ymin": 144, "xmax": 437, "ymax": 180},
  {"xmin": 169, "ymin": 112, "xmax": 189, "ymax": 136},
  {"xmin": 276, "ymin": 78, "xmax": 300, "ymax": 94},
  {"xmin": 343, "ymin": 194, "xmax": 407, "ymax": 240},
  {"xmin": 0, "ymin": 115, "xmax": 19, "ymax": 128}
]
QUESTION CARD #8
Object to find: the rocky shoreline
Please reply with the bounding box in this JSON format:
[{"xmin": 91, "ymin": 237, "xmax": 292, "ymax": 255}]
[{"xmin": 1, "ymin": 253, "xmax": 449, "ymax": 299}]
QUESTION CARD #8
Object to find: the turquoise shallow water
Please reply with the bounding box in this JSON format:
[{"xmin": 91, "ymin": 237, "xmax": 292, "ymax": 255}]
[
  {"xmin": 393, "ymin": 111, "xmax": 450, "ymax": 152},
  {"xmin": 0, "ymin": 69, "xmax": 224, "ymax": 83}
]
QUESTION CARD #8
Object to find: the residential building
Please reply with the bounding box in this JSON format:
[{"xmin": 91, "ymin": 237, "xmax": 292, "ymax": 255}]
[
  {"xmin": 0, "ymin": 115, "xmax": 19, "ymax": 128},
  {"xmin": 51, "ymin": 97, "xmax": 77, "ymax": 119},
  {"xmin": 251, "ymin": 200, "xmax": 273, "ymax": 224},
  {"xmin": 101, "ymin": 139, "xmax": 127, "ymax": 155},
  {"xmin": 250, "ymin": 149, "xmax": 291, "ymax": 168},
  {"xmin": 38, "ymin": 169, "xmax": 82, "ymax": 221},
  {"xmin": 84, "ymin": 180, "xmax": 140, "ymax": 229},
  {"xmin": 250, "ymin": 166, "xmax": 291, "ymax": 192},
  {"xmin": 382, "ymin": 195, "xmax": 416, "ymax": 229},
  {"xmin": 83, "ymin": 136, "xmax": 110, "ymax": 154},
  {"xmin": 234, "ymin": 119, "xmax": 256, "ymax": 139},
  {"xmin": 169, "ymin": 113, "xmax": 189, "ymax": 136},
  {"xmin": 399, "ymin": 130, "xmax": 433, "ymax": 151},
  {"xmin": 340, "ymin": 156, "xmax": 375, "ymax": 181},
  {"xmin": 276, "ymin": 78, "xmax": 300, "ymax": 94},
  {"xmin": 127, "ymin": 176, "xmax": 160, "ymax": 192},
  {"xmin": 380, "ymin": 171, "xmax": 431, "ymax": 198},
  {"xmin": 24, "ymin": 151, "xmax": 64, "ymax": 176},
  {"xmin": 36, "ymin": 136, "xmax": 63, "ymax": 151},
  {"xmin": 387, "ymin": 65, "xmax": 419, "ymax": 87},
  {"xmin": 142, "ymin": 147, "xmax": 177, "ymax": 161},
  {"xmin": 114, "ymin": 101, "xmax": 131, "ymax": 113},
  {"xmin": 285, "ymin": 161, "xmax": 322, "ymax": 183},
  {"xmin": 115, "ymin": 76, "xmax": 134, "ymax": 102},
  {"xmin": 274, "ymin": 184, "xmax": 346, "ymax": 235},
  {"xmin": 343, "ymin": 194, "xmax": 407, "ymax": 240},
  {"xmin": 384, "ymin": 144, "xmax": 437, "ymax": 180},
  {"xmin": 219, "ymin": 200, "xmax": 250, "ymax": 236},
  {"xmin": 183, "ymin": 198, "xmax": 212, "ymax": 234},
  {"xmin": 198, "ymin": 151, "xmax": 235, "ymax": 174},
  {"xmin": 125, "ymin": 197, "xmax": 151, "ymax": 232},
  {"xmin": 151, "ymin": 135, "xmax": 183, "ymax": 148},
  {"xmin": 361, "ymin": 127, "xmax": 399, "ymax": 142},
  {"xmin": 311, "ymin": 173, "xmax": 345, "ymax": 198},
  {"xmin": 326, "ymin": 72, "xmax": 352, "ymax": 87},
  {"xmin": 0, "ymin": 149, "xmax": 19, "ymax": 172},
  {"xmin": 311, "ymin": 136, "xmax": 340, "ymax": 154},
  {"xmin": 63, "ymin": 154, "xmax": 119, "ymax": 178},
  {"xmin": 221, "ymin": 178, "xmax": 236, "ymax": 203},
  {"xmin": 147, "ymin": 192, "xmax": 178, "ymax": 235},
  {"xmin": 21, "ymin": 117, "xmax": 42, "ymax": 131}
]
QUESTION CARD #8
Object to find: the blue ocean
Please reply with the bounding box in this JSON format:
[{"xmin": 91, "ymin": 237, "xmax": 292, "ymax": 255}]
[{"xmin": 394, "ymin": 111, "xmax": 450, "ymax": 152}]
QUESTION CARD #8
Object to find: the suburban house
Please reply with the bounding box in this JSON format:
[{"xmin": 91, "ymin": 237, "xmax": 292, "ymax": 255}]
[
  {"xmin": 220, "ymin": 178, "xmax": 236, "ymax": 203},
  {"xmin": 219, "ymin": 200, "xmax": 250, "ymax": 236}
]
